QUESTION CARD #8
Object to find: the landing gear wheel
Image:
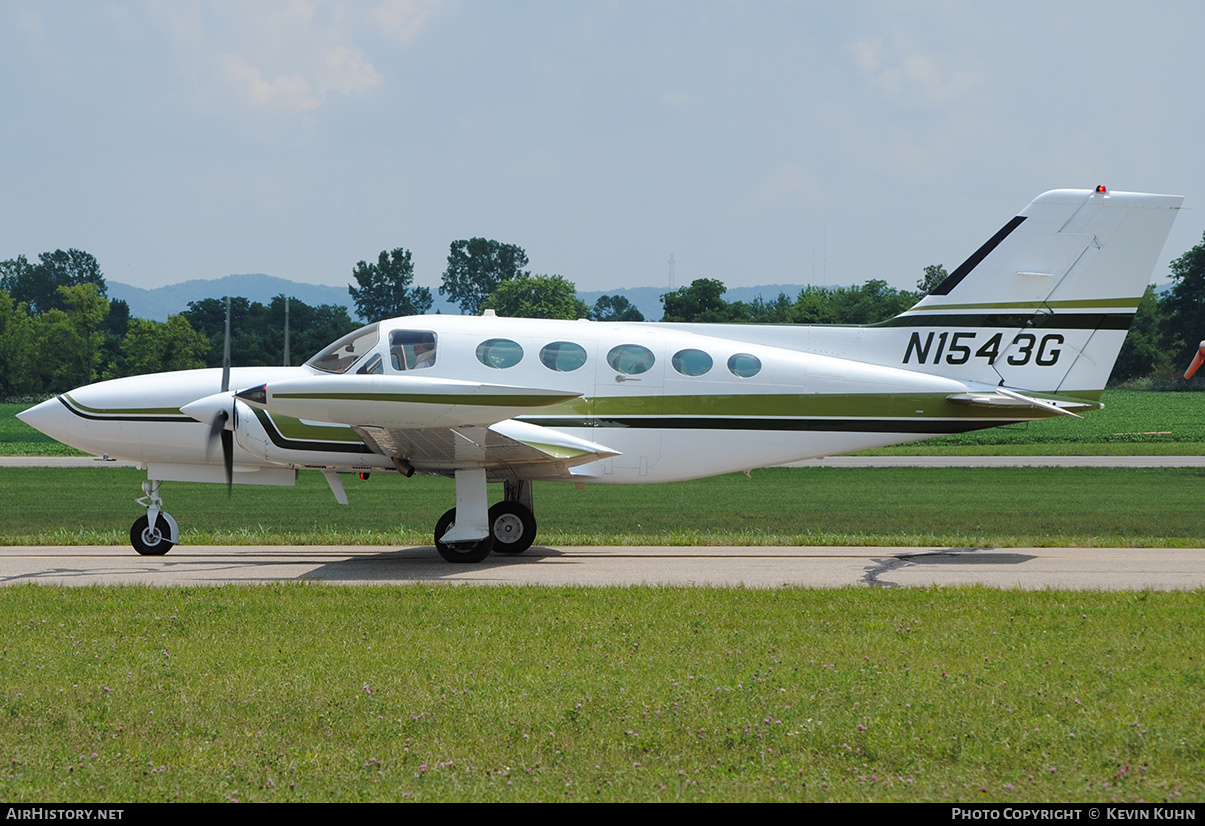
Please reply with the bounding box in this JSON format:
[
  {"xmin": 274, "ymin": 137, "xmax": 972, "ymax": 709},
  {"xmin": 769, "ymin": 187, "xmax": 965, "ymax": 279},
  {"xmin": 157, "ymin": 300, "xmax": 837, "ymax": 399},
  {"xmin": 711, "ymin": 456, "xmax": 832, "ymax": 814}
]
[
  {"xmin": 130, "ymin": 514, "xmax": 174, "ymax": 556},
  {"xmin": 489, "ymin": 501, "xmax": 536, "ymax": 555},
  {"xmin": 433, "ymin": 507, "xmax": 494, "ymax": 563}
]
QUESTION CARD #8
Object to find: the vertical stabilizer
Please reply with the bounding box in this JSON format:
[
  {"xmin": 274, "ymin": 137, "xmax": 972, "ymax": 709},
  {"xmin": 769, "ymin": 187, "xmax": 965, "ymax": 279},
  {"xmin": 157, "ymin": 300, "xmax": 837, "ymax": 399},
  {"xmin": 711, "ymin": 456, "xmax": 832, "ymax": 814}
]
[{"xmin": 888, "ymin": 188, "xmax": 1182, "ymax": 394}]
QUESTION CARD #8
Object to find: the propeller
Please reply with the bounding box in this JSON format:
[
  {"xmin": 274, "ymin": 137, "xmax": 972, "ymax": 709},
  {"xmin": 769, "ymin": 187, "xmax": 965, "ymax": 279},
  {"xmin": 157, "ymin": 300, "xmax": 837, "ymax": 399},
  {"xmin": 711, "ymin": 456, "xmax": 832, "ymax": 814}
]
[
  {"xmin": 1185, "ymin": 340, "xmax": 1205, "ymax": 380},
  {"xmin": 221, "ymin": 295, "xmax": 233, "ymax": 495},
  {"xmin": 182, "ymin": 298, "xmax": 235, "ymax": 495}
]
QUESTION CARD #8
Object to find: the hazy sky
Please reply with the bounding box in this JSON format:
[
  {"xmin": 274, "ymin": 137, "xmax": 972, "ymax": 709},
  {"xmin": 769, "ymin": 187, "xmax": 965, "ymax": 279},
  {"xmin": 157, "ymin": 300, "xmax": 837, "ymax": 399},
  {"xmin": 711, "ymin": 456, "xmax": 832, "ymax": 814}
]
[{"xmin": 3, "ymin": 1, "xmax": 1202, "ymax": 299}]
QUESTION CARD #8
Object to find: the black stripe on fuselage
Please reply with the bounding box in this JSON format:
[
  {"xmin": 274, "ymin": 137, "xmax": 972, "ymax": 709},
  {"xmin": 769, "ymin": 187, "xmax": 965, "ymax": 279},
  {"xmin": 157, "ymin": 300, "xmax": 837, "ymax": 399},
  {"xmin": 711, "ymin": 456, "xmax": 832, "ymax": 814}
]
[
  {"xmin": 929, "ymin": 215, "xmax": 1027, "ymax": 296},
  {"xmin": 876, "ymin": 312, "xmax": 1132, "ymax": 330},
  {"xmin": 57, "ymin": 396, "xmax": 193, "ymax": 423},
  {"xmin": 524, "ymin": 417, "xmax": 1018, "ymax": 434}
]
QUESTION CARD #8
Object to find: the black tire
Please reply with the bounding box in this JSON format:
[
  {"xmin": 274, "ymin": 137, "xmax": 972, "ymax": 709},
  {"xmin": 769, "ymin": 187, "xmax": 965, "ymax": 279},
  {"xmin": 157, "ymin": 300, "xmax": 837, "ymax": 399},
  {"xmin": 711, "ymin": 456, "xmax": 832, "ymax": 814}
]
[
  {"xmin": 433, "ymin": 507, "xmax": 494, "ymax": 563},
  {"xmin": 130, "ymin": 514, "xmax": 174, "ymax": 556},
  {"xmin": 489, "ymin": 501, "xmax": 537, "ymax": 555}
]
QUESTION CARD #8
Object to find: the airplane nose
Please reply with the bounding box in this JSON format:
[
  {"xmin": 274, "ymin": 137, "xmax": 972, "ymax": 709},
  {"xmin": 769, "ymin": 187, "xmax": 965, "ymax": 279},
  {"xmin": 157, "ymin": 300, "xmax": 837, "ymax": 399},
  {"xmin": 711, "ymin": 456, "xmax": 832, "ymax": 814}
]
[{"xmin": 16, "ymin": 397, "xmax": 72, "ymax": 443}]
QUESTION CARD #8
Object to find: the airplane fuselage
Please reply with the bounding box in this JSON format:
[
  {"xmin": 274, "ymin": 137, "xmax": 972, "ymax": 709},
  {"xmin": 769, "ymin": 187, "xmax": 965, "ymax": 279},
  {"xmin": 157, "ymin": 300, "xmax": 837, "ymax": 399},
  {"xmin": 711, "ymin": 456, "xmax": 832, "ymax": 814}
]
[{"xmin": 21, "ymin": 314, "xmax": 1055, "ymax": 487}]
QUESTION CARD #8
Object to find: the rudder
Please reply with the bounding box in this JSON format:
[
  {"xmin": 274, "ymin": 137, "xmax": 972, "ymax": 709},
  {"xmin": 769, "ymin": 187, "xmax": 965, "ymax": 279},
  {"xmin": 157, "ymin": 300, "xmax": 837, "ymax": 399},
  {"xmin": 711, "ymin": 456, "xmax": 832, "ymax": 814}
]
[{"xmin": 890, "ymin": 187, "xmax": 1182, "ymax": 394}]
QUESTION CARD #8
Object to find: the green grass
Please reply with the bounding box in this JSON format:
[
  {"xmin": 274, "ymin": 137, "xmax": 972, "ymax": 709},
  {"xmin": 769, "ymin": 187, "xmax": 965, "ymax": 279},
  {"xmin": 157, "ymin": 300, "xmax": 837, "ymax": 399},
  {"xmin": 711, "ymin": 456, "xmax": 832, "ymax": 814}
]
[
  {"xmin": 1, "ymin": 585, "xmax": 1201, "ymax": 802},
  {"xmin": 2, "ymin": 465, "xmax": 1204, "ymax": 548},
  {"xmin": 857, "ymin": 390, "xmax": 1205, "ymax": 455},
  {"xmin": 5, "ymin": 392, "xmax": 1205, "ymax": 804}
]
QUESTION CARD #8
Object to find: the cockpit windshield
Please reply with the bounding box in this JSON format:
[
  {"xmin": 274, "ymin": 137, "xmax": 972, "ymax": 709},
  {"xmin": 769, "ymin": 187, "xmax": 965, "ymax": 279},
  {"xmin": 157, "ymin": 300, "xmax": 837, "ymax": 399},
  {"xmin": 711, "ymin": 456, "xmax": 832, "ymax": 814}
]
[{"xmin": 306, "ymin": 323, "xmax": 381, "ymax": 374}]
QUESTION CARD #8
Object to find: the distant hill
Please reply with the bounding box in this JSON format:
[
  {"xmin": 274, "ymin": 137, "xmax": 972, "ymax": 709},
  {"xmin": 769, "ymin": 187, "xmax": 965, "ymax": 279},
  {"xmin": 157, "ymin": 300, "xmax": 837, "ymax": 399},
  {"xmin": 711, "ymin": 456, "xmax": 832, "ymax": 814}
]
[
  {"xmin": 107, "ymin": 274, "xmax": 457, "ymax": 322},
  {"xmin": 110, "ymin": 273, "xmax": 818, "ymax": 322}
]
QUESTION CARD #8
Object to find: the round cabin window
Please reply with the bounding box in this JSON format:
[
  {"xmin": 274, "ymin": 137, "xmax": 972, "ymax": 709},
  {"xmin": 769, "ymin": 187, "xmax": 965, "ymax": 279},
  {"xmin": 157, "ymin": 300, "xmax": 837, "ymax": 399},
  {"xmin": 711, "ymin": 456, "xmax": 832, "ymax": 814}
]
[
  {"xmin": 539, "ymin": 341, "xmax": 588, "ymax": 372},
  {"xmin": 671, "ymin": 348, "xmax": 712, "ymax": 377},
  {"xmin": 727, "ymin": 353, "xmax": 761, "ymax": 378},
  {"xmin": 476, "ymin": 338, "xmax": 524, "ymax": 369},
  {"xmin": 606, "ymin": 344, "xmax": 655, "ymax": 375}
]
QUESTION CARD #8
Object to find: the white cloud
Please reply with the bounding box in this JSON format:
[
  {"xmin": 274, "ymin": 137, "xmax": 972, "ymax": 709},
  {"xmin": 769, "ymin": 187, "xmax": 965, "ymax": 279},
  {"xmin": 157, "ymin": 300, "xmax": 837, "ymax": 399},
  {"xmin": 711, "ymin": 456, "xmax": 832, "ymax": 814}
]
[
  {"xmin": 143, "ymin": 1, "xmax": 447, "ymax": 114},
  {"xmin": 849, "ymin": 35, "xmax": 981, "ymax": 109},
  {"xmin": 212, "ymin": 53, "xmax": 320, "ymax": 111},
  {"xmin": 325, "ymin": 46, "xmax": 383, "ymax": 96},
  {"xmin": 371, "ymin": 0, "xmax": 450, "ymax": 44}
]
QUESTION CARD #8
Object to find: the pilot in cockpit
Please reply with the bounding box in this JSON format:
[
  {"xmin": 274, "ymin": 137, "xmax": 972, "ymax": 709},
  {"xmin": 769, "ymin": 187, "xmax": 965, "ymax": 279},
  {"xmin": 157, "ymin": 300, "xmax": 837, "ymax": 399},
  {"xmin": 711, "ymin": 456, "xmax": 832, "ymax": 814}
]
[{"xmin": 390, "ymin": 330, "xmax": 437, "ymax": 371}]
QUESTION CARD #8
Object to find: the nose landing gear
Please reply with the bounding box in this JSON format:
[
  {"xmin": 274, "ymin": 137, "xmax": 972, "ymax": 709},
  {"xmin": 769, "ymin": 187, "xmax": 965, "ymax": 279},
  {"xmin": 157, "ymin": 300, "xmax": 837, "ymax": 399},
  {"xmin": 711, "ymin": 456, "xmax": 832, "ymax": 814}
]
[{"xmin": 132, "ymin": 480, "xmax": 179, "ymax": 556}]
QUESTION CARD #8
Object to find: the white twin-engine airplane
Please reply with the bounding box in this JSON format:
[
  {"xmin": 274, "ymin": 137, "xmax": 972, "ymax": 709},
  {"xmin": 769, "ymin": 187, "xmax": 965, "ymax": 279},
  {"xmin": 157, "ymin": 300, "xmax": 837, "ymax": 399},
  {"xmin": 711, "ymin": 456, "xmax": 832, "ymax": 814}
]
[{"xmin": 19, "ymin": 187, "xmax": 1183, "ymax": 562}]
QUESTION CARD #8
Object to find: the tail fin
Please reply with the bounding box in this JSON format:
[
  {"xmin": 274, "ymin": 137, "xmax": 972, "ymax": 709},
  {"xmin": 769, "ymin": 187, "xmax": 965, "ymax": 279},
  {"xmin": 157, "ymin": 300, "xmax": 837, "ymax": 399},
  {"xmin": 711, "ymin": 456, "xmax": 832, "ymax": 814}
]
[{"xmin": 890, "ymin": 187, "xmax": 1182, "ymax": 395}]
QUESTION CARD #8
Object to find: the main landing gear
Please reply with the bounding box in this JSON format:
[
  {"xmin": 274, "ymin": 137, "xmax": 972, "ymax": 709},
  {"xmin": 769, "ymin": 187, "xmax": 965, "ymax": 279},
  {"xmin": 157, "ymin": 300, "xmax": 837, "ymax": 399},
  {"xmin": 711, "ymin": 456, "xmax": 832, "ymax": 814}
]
[
  {"xmin": 433, "ymin": 476, "xmax": 538, "ymax": 564},
  {"xmin": 132, "ymin": 480, "xmax": 179, "ymax": 556},
  {"xmin": 122, "ymin": 474, "xmax": 538, "ymax": 563}
]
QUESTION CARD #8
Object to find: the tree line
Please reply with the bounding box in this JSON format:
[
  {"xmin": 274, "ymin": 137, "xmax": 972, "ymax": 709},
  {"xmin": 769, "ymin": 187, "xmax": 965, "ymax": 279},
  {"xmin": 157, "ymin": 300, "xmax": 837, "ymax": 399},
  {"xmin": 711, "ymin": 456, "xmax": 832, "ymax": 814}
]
[
  {"xmin": 4, "ymin": 230, "xmax": 1205, "ymax": 399},
  {"xmin": 0, "ymin": 250, "xmax": 360, "ymax": 399}
]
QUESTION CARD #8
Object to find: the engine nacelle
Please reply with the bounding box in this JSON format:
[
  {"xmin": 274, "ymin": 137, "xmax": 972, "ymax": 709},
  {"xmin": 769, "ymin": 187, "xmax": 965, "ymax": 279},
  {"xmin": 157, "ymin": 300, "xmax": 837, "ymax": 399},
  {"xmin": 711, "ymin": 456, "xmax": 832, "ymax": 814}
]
[{"xmin": 233, "ymin": 399, "xmax": 394, "ymax": 472}]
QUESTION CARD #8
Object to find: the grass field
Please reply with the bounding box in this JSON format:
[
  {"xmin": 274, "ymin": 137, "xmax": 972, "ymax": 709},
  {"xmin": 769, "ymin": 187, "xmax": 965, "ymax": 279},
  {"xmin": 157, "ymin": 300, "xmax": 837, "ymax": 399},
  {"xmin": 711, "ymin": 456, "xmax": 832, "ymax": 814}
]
[
  {"xmin": 2, "ymin": 464, "xmax": 1205, "ymax": 548},
  {"xmin": 2, "ymin": 585, "xmax": 1202, "ymax": 803},
  {"xmin": 860, "ymin": 390, "xmax": 1205, "ymax": 455},
  {"xmin": 3, "ymin": 393, "xmax": 1204, "ymax": 803}
]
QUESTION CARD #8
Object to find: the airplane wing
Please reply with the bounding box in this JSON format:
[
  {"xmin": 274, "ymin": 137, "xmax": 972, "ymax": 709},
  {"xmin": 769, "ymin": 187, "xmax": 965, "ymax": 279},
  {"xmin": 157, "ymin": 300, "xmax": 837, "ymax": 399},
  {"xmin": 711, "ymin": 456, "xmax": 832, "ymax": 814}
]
[
  {"xmin": 236, "ymin": 374, "xmax": 620, "ymax": 481},
  {"xmin": 355, "ymin": 418, "xmax": 619, "ymax": 481}
]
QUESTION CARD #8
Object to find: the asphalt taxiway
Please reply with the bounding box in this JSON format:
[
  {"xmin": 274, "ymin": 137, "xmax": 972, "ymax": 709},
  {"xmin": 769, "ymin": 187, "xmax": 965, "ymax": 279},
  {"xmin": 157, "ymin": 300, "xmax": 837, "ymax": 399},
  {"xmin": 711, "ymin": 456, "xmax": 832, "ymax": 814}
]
[{"xmin": 2, "ymin": 544, "xmax": 1204, "ymax": 590}]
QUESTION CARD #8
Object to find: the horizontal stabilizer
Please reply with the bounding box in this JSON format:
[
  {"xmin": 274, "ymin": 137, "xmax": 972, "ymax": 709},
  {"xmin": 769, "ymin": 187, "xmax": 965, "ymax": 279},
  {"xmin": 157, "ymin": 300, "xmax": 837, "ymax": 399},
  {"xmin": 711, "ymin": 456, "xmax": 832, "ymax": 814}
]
[{"xmin": 947, "ymin": 388, "xmax": 1091, "ymax": 418}]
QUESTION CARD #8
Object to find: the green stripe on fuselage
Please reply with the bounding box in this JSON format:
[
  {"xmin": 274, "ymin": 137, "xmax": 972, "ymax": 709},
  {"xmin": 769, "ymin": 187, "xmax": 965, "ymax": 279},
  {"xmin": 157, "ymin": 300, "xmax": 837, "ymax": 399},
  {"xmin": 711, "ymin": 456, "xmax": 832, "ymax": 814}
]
[
  {"xmin": 272, "ymin": 391, "xmax": 578, "ymax": 407},
  {"xmin": 536, "ymin": 391, "xmax": 1101, "ymax": 421},
  {"xmin": 62, "ymin": 394, "xmax": 191, "ymax": 418},
  {"xmin": 263, "ymin": 412, "xmax": 366, "ymax": 443}
]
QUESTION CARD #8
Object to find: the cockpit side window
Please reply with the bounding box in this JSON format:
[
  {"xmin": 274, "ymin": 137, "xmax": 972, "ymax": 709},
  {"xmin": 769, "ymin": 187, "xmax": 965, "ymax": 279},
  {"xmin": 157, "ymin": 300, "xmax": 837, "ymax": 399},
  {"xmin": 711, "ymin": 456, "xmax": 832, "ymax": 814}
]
[
  {"xmin": 356, "ymin": 353, "xmax": 384, "ymax": 375},
  {"xmin": 307, "ymin": 323, "xmax": 381, "ymax": 374},
  {"xmin": 389, "ymin": 330, "xmax": 437, "ymax": 370}
]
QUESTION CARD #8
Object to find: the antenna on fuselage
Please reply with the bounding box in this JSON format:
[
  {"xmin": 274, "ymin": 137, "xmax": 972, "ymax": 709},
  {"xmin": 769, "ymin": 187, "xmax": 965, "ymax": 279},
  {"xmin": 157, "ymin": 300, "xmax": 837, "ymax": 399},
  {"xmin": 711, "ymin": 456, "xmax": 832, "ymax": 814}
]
[{"xmin": 668, "ymin": 253, "xmax": 675, "ymax": 289}]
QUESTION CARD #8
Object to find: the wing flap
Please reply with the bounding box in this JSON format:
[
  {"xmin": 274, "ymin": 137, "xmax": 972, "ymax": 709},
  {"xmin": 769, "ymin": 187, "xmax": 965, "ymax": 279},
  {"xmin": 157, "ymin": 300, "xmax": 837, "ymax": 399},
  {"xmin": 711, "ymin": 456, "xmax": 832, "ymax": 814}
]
[
  {"xmin": 947, "ymin": 389, "xmax": 1093, "ymax": 418},
  {"xmin": 353, "ymin": 420, "xmax": 620, "ymax": 481}
]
